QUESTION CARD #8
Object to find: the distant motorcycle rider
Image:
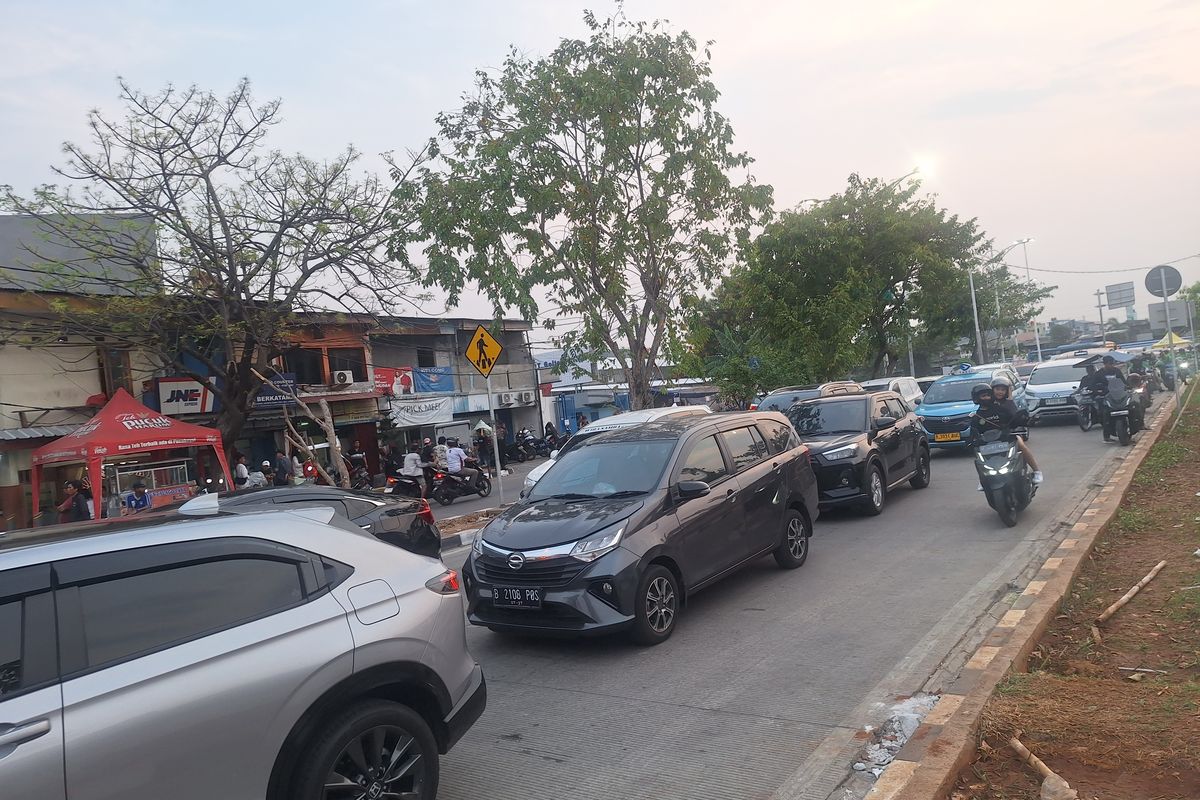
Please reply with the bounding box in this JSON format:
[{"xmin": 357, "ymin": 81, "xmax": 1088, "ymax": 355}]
[{"xmin": 1091, "ymin": 355, "xmax": 1130, "ymax": 443}]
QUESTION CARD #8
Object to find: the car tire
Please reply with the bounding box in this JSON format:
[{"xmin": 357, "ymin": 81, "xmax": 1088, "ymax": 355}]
[
  {"xmin": 773, "ymin": 509, "xmax": 810, "ymax": 569},
  {"xmin": 860, "ymin": 465, "xmax": 886, "ymax": 516},
  {"xmin": 631, "ymin": 564, "xmax": 680, "ymax": 646},
  {"xmin": 909, "ymin": 447, "xmax": 931, "ymax": 489},
  {"xmin": 290, "ymin": 699, "xmax": 439, "ymax": 800}
]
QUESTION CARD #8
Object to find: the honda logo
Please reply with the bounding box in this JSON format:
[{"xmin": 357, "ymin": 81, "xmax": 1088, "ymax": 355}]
[{"xmin": 507, "ymin": 552, "xmax": 525, "ymax": 570}]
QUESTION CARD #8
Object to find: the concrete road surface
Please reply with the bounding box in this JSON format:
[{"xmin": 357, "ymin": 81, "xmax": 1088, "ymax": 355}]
[{"xmin": 436, "ymin": 420, "xmax": 1147, "ymax": 800}]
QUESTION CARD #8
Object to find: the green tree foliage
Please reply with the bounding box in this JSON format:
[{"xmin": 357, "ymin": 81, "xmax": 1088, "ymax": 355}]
[
  {"xmin": 2, "ymin": 80, "xmax": 429, "ymax": 449},
  {"xmin": 409, "ymin": 9, "xmax": 772, "ymax": 409}
]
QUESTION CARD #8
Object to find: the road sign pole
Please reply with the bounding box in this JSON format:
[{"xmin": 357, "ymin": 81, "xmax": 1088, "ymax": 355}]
[
  {"xmin": 1161, "ymin": 268, "xmax": 1182, "ymax": 413},
  {"xmin": 486, "ymin": 374, "xmax": 504, "ymax": 504}
]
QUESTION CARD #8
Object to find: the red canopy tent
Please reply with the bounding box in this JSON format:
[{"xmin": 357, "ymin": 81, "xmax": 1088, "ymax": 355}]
[{"xmin": 31, "ymin": 388, "xmax": 232, "ymax": 518}]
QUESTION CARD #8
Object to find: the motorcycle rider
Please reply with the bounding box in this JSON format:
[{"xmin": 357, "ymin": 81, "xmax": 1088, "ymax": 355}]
[
  {"xmin": 446, "ymin": 437, "xmax": 481, "ymax": 491},
  {"xmin": 399, "ymin": 441, "xmax": 428, "ymax": 497},
  {"xmin": 972, "ymin": 380, "xmax": 1043, "ymax": 486},
  {"xmin": 1093, "ymin": 355, "xmax": 1130, "ymax": 442}
]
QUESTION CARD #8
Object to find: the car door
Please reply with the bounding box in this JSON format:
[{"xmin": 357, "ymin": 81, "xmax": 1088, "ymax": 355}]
[
  {"xmin": 0, "ymin": 565, "xmax": 64, "ymax": 800},
  {"xmin": 885, "ymin": 396, "xmax": 919, "ymax": 476},
  {"xmin": 720, "ymin": 424, "xmax": 781, "ymax": 558},
  {"xmin": 55, "ymin": 539, "xmax": 355, "ymax": 800},
  {"xmin": 671, "ymin": 432, "xmax": 740, "ymax": 587},
  {"xmin": 871, "ymin": 396, "xmax": 905, "ymax": 478}
]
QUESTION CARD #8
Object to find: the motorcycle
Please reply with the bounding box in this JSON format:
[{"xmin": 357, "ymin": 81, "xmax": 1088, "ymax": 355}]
[
  {"xmin": 382, "ymin": 472, "xmax": 425, "ymax": 498},
  {"xmin": 1096, "ymin": 383, "xmax": 1143, "ymax": 446},
  {"xmin": 1128, "ymin": 374, "xmax": 1151, "ymax": 413},
  {"xmin": 1159, "ymin": 364, "xmax": 1177, "ymax": 392},
  {"xmin": 973, "ymin": 423, "xmax": 1037, "ymax": 528},
  {"xmin": 1074, "ymin": 390, "xmax": 1100, "ymax": 432},
  {"xmin": 430, "ymin": 465, "xmax": 493, "ymax": 506}
]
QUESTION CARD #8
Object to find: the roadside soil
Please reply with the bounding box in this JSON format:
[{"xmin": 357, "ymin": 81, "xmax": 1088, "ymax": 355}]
[
  {"xmin": 955, "ymin": 390, "xmax": 1200, "ymax": 800},
  {"xmin": 437, "ymin": 506, "xmax": 505, "ymax": 537}
]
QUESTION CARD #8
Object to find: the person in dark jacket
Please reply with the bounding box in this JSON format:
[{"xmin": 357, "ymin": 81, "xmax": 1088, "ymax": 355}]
[
  {"xmin": 57, "ymin": 479, "xmax": 91, "ymax": 523},
  {"xmin": 988, "ymin": 376, "xmax": 1042, "ymax": 484},
  {"xmin": 273, "ymin": 449, "xmax": 293, "ymax": 486}
]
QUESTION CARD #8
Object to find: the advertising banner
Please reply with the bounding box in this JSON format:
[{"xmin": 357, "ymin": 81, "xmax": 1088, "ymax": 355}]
[
  {"xmin": 254, "ymin": 374, "xmax": 299, "ymax": 409},
  {"xmin": 158, "ymin": 378, "xmax": 218, "ymax": 415},
  {"xmin": 388, "ymin": 396, "xmax": 455, "ymax": 427},
  {"xmin": 413, "ymin": 366, "xmax": 455, "ymax": 394},
  {"xmin": 374, "ymin": 366, "xmax": 414, "ymax": 396}
]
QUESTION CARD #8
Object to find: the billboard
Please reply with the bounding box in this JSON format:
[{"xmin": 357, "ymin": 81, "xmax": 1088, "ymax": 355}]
[
  {"xmin": 374, "ymin": 366, "xmax": 414, "ymax": 396},
  {"xmin": 1105, "ymin": 281, "xmax": 1135, "ymax": 310},
  {"xmin": 412, "ymin": 366, "xmax": 455, "ymax": 394},
  {"xmin": 1148, "ymin": 300, "xmax": 1195, "ymax": 334},
  {"xmin": 254, "ymin": 374, "xmax": 299, "ymax": 408},
  {"xmin": 158, "ymin": 378, "xmax": 218, "ymax": 415}
]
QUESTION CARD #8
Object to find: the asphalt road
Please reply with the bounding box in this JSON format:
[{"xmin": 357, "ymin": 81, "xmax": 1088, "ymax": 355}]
[
  {"xmin": 436, "ymin": 419, "xmax": 1142, "ymax": 800},
  {"xmin": 428, "ymin": 459, "xmax": 544, "ymax": 521}
]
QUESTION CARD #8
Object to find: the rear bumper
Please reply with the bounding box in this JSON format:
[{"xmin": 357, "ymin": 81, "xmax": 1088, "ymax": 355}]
[{"xmin": 443, "ymin": 665, "xmax": 486, "ymax": 752}]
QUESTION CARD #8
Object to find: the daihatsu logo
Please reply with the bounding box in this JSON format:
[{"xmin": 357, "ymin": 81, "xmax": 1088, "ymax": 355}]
[{"xmin": 507, "ymin": 552, "xmax": 525, "ymax": 570}]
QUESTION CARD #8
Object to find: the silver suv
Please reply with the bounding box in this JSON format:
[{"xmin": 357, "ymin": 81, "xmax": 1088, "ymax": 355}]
[{"xmin": 0, "ymin": 501, "xmax": 484, "ymax": 800}]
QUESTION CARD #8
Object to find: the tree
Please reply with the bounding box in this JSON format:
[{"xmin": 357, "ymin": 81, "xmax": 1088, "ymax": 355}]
[
  {"xmin": 2, "ymin": 80, "xmax": 429, "ymax": 451},
  {"xmin": 1048, "ymin": 322, "xmax": 1074, "ymax": 347},
  {"xmin": 410, "ymin": 9, "xmax": 772, "ymax": 409}
]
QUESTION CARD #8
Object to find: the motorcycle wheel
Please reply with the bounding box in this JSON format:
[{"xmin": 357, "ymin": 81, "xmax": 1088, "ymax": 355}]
[
  {"xmin": 476, "ymin": 477, "xmax": 492, "ymax": 498},
  {"xmin": 432, "ymin": 486, "xmax": 454, "ymax": 507},
  {"xmin": 1116, "ymin": 417, "xmax": 1131, "ymax": 446},
  {"xmin": 993, "ymin": 486, "xmax": 1019, "ymax": 527},
  {"xmin": 516, "ymin": 451, "xmax": 527, "ymax": 463},
  {"xmin": 1077, "ymin": 407, "xmax": 1093, "ymax": 432}
]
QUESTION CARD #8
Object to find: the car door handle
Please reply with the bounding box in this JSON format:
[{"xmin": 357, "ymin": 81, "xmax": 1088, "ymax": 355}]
[
  {"xmin": 0, "ymin": 719, "xmax": 51, "ymax": 747},
  {"xmin": 726, "ymin": 489, "xmax": 737, "ymax": 504}
]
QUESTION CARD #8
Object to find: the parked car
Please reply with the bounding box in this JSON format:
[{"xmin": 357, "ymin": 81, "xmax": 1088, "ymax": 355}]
[
  {"xmin": 856, "ymin": 376, "xmax": 924, "ymax": 409},
  {"xmin": 464, "ymin": 412, "xmax": 819, "ymax": 645},
  {"xmin": 916, "ymin": 375, "xmax": 943, "ymax": 393},
  {"xmin": 752, "ymin": 381, "xmax": 862, "ymax": 412},
  {"xmin": 522, "ymin": 405, "xmax": 712, "ymax": 496},
  {"xmin": 914, "ymin": 364, "xmax": 1027, "ymax": 448},
  {"xmin": 0, "ymin": 499, "xmax": 484, "ymax": 800},
  {"xmin": 787, "ymin": 390, "xmax": 930, "ymax": 514},
  {"xmin": 160, "ymin": 485, "xmax": 442, "ymax": 558},
  {"xmin": 1024, "ymin": 355, "xmax": 1092, "ymax": 424}
]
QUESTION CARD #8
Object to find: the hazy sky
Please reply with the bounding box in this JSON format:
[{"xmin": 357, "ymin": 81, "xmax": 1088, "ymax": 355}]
[{"xmin": 3, "ymin": 0, "xmax": 1198, "ymax": 337}]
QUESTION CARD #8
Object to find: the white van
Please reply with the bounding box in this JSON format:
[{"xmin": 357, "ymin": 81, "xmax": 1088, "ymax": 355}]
[{"xmin": 521, "ymin": 405, "xmax": 713, "ymax": 495}]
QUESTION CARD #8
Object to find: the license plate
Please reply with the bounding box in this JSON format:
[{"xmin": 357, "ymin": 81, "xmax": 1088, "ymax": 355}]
[
  {"xmin": 1046, "ymin": 397, "xmax": 1068, "ymax": 405},
  {"xmin": 934, "ymin": 432, "xmax": 961, "ymax": 442},
  {"xmin": 979, "ymin": 441, "xmax": 1011, "ymax": 455},
  {"xmin": 491, "ymin": 586, "xmax": 543, "ymax": 609}
]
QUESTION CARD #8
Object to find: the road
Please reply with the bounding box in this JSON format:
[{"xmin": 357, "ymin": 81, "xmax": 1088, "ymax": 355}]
[
  {"xmin": 436, "ymin": 420, "xmax": 1141, "ymax": 800},
  {"xmin": 428, "ymin": 459, "xmax": 544, "ymax": 521}
]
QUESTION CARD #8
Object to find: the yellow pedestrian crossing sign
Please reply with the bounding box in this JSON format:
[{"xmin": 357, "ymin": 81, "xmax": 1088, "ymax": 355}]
[{"xmin": 466, "ymin": 325, "xmax": 504, "ymax": 378}]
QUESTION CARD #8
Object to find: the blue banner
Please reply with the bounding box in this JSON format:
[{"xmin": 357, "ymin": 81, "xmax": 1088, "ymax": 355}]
[
  {"xmin": 413, "ymin": 366, "xmax": 455, "ymax": 394},
  {"xmin": 255, "ymin": 373, "xmax": 299, "ymax": 408}
]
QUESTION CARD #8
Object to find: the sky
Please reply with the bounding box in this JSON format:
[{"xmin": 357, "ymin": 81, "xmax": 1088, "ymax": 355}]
[{"xmin": 3, "ymin": 0, "xmax": 1199, "ymax": 341}]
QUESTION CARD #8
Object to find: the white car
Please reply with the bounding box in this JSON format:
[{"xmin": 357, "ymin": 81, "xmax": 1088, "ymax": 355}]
[
  {"xmin": 857, "ymin": 376, "xmax": 925, "ymax": 409},
  {"xmin": 1024, "ymin": 354, "xmax": 1096, "ymax": 423},
  {"xmin": 522, "ymin": 405, "xmax": 713, "ymax": 495}
]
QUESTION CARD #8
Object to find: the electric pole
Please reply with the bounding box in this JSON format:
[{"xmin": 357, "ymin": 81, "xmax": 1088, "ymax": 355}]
[{"xmin": 1094, "ymin": 289, "xmax": 1107, "ymax": 343}]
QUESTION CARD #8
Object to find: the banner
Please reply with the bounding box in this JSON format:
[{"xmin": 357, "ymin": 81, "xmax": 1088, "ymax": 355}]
[
  {"xmin": 413, "ymin": 366, "xmax": 455, "ymax": 394},
  {"xmin": 389, "ymin": 396, "xmax": 455, "ymax": 427},
  {"xmin": 255, "ymin": 374, "xmax": 299, "ymax": 409},
  {"xmin": 374, "ymin": 366, "xmax": 414, "ymax": 396},
  {"xmin": 158, "ymin": 378, "xmax": 218, "ymax": 415}
]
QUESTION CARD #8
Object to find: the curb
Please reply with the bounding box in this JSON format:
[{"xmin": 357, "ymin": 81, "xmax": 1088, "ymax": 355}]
[{"xmin": 867, "ymin": 400, "xmax": 1178, "ymax": 800}]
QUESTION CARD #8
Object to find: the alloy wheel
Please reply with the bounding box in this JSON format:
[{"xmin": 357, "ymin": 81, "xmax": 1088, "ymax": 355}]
[
  {"xmin": 787, "ymin": 517, "xmax": 808, "ymax": 560},
  {"xmin": 323, "ymin": 725, "xmax": 425, "ymax": 800},
  {"xmin": 645, "ymin": 576, "xmax": 677, "ymax": 634},
  {"xmin": 870, "ymin": 471, "xmax": 884, "ymax": 508}
]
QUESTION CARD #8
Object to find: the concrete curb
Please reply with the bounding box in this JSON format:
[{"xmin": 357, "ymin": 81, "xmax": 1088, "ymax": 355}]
[{"xmin": 866, "ymin": 400, "xmax": 1178, "ymax": 800}]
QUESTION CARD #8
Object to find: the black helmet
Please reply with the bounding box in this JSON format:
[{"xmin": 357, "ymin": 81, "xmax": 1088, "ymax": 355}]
[{"xmin": 971, "ymin": 383, "xmax": 994, "ymax": 404}]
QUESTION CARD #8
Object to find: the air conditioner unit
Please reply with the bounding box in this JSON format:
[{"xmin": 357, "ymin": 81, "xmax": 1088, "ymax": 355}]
[
  {"xmin": 519, "ymin": 391, "xmax": 535, "ymax": 404},
  {"xmin": 331, "ymin": 370, "xmax": 354, "ymax": 386},
  {"xmin": 497, "ymin": 392, "xmax": 515, "ymax": 405}
]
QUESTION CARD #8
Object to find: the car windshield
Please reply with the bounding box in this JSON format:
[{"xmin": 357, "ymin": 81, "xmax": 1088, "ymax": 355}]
[
  {"xmin": 787, "ymin": 399, "xmax": 867, "ymax": 435},
  {"xmin": 528, "ymin": 439, "xmax": 676, "ymax": 499},
  {"xmin": 1029, "ymin": 364, "xmax": 1088, "ymax": 386},
  {"xmin": 922, "ymin": 380, "xmax": 981, "ymax": 404},
  {"xmin": 761, "ymin": 389, "xmax": 819, "ymax": 410}
]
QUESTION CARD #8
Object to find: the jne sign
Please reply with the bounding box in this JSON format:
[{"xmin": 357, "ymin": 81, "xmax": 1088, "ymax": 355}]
[{"xmin": 158, "ymin": 378, "xmax": 217, "ymax": 414}]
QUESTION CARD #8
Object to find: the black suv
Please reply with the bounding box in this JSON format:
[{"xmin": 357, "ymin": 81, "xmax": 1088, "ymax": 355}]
[
  {"xmin": 462, "ymin": 412, "xmax": 819, "ymax": 645},
  {"xmin": 787, "ymin": 390, "xmax": 930, "ymax": 515}
]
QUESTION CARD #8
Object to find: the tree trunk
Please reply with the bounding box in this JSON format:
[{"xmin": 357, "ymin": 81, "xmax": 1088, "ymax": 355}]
[
  {"xmin": 216, "ymin": 405, "xmax": 249, "ymax": 460},
  {"xmin": 627, "ymin": 363, "xmax": 654, "ymax": 410}
]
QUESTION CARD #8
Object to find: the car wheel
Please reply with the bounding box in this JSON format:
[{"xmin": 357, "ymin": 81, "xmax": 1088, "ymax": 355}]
[
  {"xmin": 290, "ymin": 699, "xmax": 438, "ymax": 800},
  {"xmin": 631, "ymin": 565, "xmax": 679, "ymax": 646},
  {"xmin": 773, "ymin": 509, "xmax": 810, "ymax": 569},
  {"xmin": 909, "ymin": 448, "xmax": 931, "ymax": 489},
  {"xmin": 860, "ymin": 465, "xmax": 886, "ymax": 516}
]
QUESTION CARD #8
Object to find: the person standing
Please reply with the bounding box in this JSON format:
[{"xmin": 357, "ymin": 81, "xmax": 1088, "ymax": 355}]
[
  {"xmin": 124, "ymin": 481, "xmax": 152, "ymax": 515},
  {"xmin": 273, "ymin": 449, "xmax": 293, "ymax": 486},
  {"xmin": 246, "ymin": 461, "xmax": 269, "ymax": 488},
  {"xmin": 57, "ymin": 480, "xmax": 91, "ymax": 523},
  {"xmin": 234, "ymin": 454, "xmax": 251, "ymax": 489}
]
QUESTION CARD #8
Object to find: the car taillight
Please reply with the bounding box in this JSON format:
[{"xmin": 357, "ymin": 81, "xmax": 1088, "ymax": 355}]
[
  {"xmin": 418, "ymin": 498, "xmax": 435, "ymax": 525},
  {"xmin": 425, "ymin": 569, "xmax": 460, "ymax": 594}
]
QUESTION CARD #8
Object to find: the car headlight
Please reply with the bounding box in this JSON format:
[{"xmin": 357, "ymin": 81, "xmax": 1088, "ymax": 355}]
[
  {"xmin": 822, "ymin": 444, "xmax": 858, "ymax": 461},
  {"xmin": 523, "ymin": 476, "xmax": 537, "ymax": 491},
  {"xmin": 472, "ymin": 528, "xmax": 485, "ymax": 556},
  {"xmin": 569, "ymin": 523, "xmax": 627, "ymax": 562}
]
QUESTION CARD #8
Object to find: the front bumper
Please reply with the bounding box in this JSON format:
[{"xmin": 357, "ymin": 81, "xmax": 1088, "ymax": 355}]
[
  {"xmin": 463, "ymin": 546, "xmax": 641, "ymax": 635},
  {"xmin": 813, "ymin": 461, "xmax": 870, "ymax": 507},
  {"xmin": 1027, "ymin": 398, "xmax": 1078, "ymax": 421}
]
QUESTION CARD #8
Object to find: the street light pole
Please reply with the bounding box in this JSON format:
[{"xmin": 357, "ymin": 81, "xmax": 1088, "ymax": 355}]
[
  {"xmin": 966, "ymin": 265, "xmax": 984, "ymax": 364},
  {"xmin": 1019, "ymin": 239, "xmax": 1043, "ymax": 361}
]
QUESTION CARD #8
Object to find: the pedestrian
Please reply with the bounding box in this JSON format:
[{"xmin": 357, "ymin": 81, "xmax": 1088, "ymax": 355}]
[
  {"xmin": 245, "ymin": 461, "xmax": 269, "ymax": 488},
  {"xmin": 124, "ymin": 481, "xmax": 152, "ymax": 515},
  {"xmin": 273, "ymin": 449, "xmax": 293, "ymax": 486},
  {"xmin": 495, "ymin": 421, "xmax": 509, "ymax": 469},
  {"xmin": 577, "ymin": 413, "xmax": 589, "ymax": 430},
  {"xmin": 57, "ymin": 479, "xmax": 91, "ymax": 523},
  {"xmin": 233, "ymin": 454, "xmax": 251, "ymax": 489},
  {"xmin": 420, "ymin": 437, "xmax": 437, "ymax": 497}
]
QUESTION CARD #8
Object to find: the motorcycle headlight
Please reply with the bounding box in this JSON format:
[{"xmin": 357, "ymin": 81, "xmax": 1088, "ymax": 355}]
[
  {"xmin": 822, "ymin": 444, "xmax": 858, "ymax": 461},
  {"xmin": 1181, "ymin": 361, "xmax": 1190, "ymax": 369},
  {"xmin": 569, "ymin": 523, "xmax": 627, "ymax": 562}
]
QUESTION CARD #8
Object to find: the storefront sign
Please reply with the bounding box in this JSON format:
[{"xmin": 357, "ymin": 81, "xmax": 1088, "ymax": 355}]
[
  {"xmin": 374, "ymin": 366, "xmax": 414, "ymax": 396},
  {"xmin": 158, "ymin": 378, "xmax": 218, "ymax": 415},
  {"xmin": 413, "ymin": 366, "xmax": 454, "ymax": 394},
  {"xmin": 389, "ymin": 396, "xmax": 455, "ymax": 427},
  {"xmin": 254, "ymin": 374, "xmax": 299, "ymax": 409}
]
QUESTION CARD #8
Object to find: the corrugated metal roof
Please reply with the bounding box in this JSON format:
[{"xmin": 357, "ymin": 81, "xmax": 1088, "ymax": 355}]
[{"xmin": 0, "ymin": 424, "xmax": 80, "ymax": 441}]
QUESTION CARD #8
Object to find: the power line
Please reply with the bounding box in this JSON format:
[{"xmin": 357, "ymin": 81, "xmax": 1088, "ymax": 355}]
[{"xmin": 995, "ymin": 252, "xmax": 1200, "ymax": 276}]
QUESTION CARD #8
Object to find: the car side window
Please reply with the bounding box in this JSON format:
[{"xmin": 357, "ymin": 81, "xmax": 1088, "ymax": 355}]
[
  {"xmin": 275, "ymin": 498, "xmax": 351, "ymax": 518},
  {"xmin": 885, "ymin": 398, "xmax": 908, "ymax": 418},
  {"xmin": 873, "ymin": 398, "xmax": 891, "ymax": 420},
  {"xmin": 679, "ymin": 435, "xmax": 729, "ymax": 484},
  {"xmin": 758, "ymin": 421, "xmax": 796, "ymax": 455},
  {"xmin": 71, "ymin": 558, "xmax": 307, "ymax": 671},
  {"xmin": 0, "ymin": 600, "xmax": 21, "ymax": 697},
  {"xmin": 342, "ymin": 498, "xmax": 381, "ymax": 519},
  {"xmin": 720, "ymin": 426, "xmax": 766, "ymax": 472}
]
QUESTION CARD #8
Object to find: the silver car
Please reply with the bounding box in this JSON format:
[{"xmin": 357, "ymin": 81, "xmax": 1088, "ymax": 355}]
[{"xmin": 0, "ymin": 498, "xmax": 484, "ymax": 799}]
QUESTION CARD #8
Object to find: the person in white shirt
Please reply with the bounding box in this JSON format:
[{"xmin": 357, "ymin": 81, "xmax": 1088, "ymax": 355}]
[
  {"xmin": 446, "ymin": 438, "xmax": 479, "ymax": 489},
  {"xmin": 234, "ymin": 454, "xmax": 251, "ymax": 489},
  {"xmin": 401, "ymin": 443, "xmax": 427, "ymax": 477},
  {"xmin": 246, "ymin": 462, "xmax": 269, "ymax": 488}
]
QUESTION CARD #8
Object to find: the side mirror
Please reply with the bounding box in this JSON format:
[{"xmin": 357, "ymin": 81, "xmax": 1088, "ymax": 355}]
[
  {"xmin": 549, "ymin": 450, "xmax": 560, "ymax": 460},
  {"xmin": 675, "ymin": 480, "xmax": 711, "ymax": 500},
  {"xmin": 873, "ymin": 416, "xmax": 898, "ymax": 430}
]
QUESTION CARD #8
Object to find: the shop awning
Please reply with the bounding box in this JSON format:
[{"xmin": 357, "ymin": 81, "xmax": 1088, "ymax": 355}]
[
  {"xmin": 0, "ymin": 424, "xmax": 80, "ymax": 442},
  {"xmin": 1152, "ymin": 332, "xmax": 1191, "ymax": 350}
]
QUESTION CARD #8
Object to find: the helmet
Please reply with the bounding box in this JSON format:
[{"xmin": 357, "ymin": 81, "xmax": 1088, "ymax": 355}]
[
  {"xmin": 990, "ymin": 375, "xmax": 1013, "ymax": 393},
  {"xmin": 971, "ymin": 383, "xmax": 994, "ymax": 404}
]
